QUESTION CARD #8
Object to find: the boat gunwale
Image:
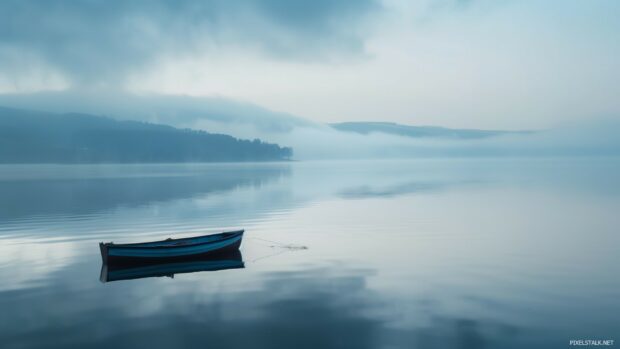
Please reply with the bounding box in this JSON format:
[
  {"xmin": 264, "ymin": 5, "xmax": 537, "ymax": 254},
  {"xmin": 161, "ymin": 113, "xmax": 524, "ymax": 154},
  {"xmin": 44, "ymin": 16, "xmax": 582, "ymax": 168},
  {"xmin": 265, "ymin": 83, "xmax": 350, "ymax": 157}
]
[{"xmin": 102, "ymin": 230, "xmax": 244, "ymax": 249}]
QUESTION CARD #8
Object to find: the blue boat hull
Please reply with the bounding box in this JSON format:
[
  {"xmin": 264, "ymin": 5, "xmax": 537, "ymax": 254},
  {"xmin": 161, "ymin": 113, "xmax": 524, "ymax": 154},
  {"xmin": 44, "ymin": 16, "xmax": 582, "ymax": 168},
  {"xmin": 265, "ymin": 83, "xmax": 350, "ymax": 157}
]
[{"xmin": 100, "ymin": 230, "xmax": 244, "ymax": 265}]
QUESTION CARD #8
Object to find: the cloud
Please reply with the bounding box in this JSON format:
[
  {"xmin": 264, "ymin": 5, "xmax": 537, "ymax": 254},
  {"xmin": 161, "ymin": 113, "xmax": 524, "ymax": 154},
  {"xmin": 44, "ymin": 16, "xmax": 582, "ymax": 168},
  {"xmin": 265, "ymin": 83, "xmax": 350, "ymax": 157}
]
[{"xmin": 0, "ymin": 0, "xmax": 380, "ymax": 86}]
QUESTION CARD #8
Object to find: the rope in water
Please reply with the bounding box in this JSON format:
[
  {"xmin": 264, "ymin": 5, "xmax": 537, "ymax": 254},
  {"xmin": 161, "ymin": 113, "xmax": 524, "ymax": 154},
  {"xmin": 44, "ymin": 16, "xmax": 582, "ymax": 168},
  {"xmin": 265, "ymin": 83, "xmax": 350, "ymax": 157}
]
[
  {"xmin": 245, "ymin": 237, "xmax": 308, "ymax": 264},
  {"xmin": 248, "ymin": 237, "xmax": 308, "ymax": 250}
]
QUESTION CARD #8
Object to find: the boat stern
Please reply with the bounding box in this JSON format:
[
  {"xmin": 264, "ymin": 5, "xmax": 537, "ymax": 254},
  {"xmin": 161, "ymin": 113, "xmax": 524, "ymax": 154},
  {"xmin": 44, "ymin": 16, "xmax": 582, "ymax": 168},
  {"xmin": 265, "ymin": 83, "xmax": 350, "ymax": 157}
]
[{"xmin": 99, "ymin": 242, "xmax": 109, "ymax": 264}]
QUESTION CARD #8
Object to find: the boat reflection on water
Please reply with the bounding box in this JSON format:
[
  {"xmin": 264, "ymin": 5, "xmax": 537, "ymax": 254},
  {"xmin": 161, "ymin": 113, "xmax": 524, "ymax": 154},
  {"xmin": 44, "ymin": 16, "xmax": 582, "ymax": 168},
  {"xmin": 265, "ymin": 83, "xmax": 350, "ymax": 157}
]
[{"xmin": 100, "ymin": 250, "xmax": 244, "ymax": 283}]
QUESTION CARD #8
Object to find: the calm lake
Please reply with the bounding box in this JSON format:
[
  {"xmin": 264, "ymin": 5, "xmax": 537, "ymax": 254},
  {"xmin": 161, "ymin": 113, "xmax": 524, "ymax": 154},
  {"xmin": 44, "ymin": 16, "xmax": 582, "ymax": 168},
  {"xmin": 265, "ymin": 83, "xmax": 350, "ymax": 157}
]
[{"xmin": 0, "ymin": 159, "xmax": 618, "ymax": 348}]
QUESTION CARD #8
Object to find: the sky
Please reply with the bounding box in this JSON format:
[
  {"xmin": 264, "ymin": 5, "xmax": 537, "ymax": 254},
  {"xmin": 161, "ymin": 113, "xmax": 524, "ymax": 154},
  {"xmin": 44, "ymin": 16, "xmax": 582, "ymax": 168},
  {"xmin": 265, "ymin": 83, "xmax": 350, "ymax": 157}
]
[{"xmin": 0, "ymin": 0, "xmax": 619, "ymax": 130}]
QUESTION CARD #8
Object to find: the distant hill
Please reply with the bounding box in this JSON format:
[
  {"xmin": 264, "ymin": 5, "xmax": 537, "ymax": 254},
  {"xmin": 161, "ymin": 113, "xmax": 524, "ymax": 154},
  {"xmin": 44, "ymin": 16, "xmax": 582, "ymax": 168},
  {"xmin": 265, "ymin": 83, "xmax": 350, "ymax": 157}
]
[
  {"xmin": 330, "ymin": 122, "xmax": 531, "ymax": 139},
  {"xmin": 0, "ymin": 106, "xmax": 292, "ymax": 163}
]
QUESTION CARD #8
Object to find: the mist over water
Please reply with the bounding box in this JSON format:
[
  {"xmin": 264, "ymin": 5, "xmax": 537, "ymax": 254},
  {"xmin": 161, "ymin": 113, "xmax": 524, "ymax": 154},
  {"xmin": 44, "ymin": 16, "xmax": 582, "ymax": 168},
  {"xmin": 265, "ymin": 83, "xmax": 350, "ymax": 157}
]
[
  {"xmin": 1, "ymin": 158, "xmax": 618, "ymax": 348},
  {"xmin": 2, "ymin": 91, "xmax": 619, "ymax": 162}
]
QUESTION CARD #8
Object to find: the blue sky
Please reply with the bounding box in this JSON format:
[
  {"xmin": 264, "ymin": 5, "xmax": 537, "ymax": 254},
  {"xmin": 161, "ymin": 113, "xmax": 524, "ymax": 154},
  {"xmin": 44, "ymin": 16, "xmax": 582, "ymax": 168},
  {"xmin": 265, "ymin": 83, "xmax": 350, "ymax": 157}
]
[{"xmin": 0, "ymin": 0, "xmax": 619, "ymax": 129}]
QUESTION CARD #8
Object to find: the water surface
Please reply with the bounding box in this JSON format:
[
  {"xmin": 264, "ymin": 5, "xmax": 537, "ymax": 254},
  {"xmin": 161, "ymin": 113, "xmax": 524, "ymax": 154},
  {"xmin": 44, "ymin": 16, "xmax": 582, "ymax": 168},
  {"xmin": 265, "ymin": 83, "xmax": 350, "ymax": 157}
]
[{"xmin": 0, "ymin": 159, "xmax": 619, "ymax": 348}]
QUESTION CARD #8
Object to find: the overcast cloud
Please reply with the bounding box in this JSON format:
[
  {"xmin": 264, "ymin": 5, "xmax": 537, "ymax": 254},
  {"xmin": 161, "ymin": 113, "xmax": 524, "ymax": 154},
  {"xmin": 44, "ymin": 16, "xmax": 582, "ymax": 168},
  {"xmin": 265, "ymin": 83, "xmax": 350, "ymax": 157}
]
[
  {"xmin": 0, "ymin": 0, "xmax": 379, "ymax": 84},
  {"xmin": 0, "ymin": 0, "xmax": 619, "ymax": 129}
]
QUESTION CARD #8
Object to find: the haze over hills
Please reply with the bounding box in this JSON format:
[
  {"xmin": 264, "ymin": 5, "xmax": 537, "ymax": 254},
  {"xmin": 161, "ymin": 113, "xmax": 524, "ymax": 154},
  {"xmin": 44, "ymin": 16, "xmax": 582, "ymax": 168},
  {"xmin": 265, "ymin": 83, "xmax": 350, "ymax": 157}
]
[
  {"xmin": 0, "ymin": 106, "xmax": 292, "ymax": 163},
  {"xmin": 0, "ymin": 90, "xmax": 318, "ymax": 135},
  {"xmin": 0, "ymin": 91, "xmax": 618, "ymax": 161},
  {"xmin": 331, "ymin": 122, "xmax": 533, "ymax": 140},
  {"xmin": 0, "ymin": 89, "xmax": 531, "ymax": 140}
]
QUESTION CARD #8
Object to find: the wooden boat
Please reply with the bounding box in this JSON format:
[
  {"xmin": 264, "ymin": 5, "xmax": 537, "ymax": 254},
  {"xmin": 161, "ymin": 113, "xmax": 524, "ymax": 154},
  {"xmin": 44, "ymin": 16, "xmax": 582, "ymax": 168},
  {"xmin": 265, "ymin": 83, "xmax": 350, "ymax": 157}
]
[
  {"xmin": 99, "ymin": 230, "xmax": 244, "ymax": 265},
  {"xmin": 100, "ymin": 250, "xmax": 244, "ymax": 282}
]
